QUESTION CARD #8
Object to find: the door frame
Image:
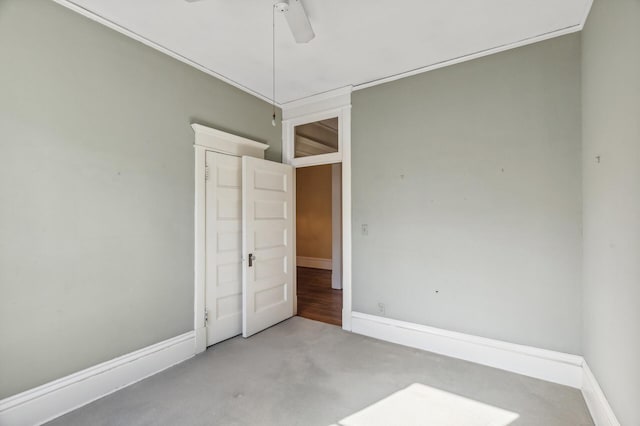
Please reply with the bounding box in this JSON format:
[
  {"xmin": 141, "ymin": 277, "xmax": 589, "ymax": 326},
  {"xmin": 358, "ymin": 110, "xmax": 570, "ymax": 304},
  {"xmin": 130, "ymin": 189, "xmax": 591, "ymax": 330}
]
[
  {"xmin": 192, "ymin": 124, "xmax": 269, "ymax": 354},
  {"xmin": 281, "ymin": 86, "xmax": 353, "ymax": 332}
]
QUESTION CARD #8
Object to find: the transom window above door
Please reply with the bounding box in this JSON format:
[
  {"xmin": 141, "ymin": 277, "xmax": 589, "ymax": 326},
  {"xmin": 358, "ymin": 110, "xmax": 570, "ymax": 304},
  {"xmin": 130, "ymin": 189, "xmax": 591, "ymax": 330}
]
[{"xmin": 294, "ymin": 118, "xmax": 339, "ymax": 158}]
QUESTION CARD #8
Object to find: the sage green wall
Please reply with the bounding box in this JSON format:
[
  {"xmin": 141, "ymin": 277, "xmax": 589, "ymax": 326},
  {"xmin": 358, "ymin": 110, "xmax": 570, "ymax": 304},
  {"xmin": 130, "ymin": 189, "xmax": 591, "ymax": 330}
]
[
  {"xmin": 352, "ymin": 34, "xmax": 583, "ymax": 354},
  {"xmin": 582, "ymin": 0, "xmax": 640, "ymax": 424},
  {"xmin": 0, "ymin": 0, "xmax": 281, "ymax": 398}
]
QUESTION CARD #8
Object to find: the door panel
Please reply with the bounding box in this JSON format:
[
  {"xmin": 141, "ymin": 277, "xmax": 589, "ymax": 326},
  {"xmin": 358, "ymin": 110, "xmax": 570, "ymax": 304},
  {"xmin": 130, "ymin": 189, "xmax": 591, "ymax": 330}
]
[
  {"xmin": 205, "ymin": 152, "xmax": 243, "ymax": 345},
  {"xmin": 242, "ymin": 156, "xmax": 294, "ymax": 337}
]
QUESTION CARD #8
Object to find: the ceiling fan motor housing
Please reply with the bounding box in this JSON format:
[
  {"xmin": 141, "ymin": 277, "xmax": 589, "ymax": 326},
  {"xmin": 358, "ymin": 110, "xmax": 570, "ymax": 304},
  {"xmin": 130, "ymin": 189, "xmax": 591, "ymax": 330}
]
[{"xmin": 274, "ymin": 0, "xmax": 289, "ymax": 13}]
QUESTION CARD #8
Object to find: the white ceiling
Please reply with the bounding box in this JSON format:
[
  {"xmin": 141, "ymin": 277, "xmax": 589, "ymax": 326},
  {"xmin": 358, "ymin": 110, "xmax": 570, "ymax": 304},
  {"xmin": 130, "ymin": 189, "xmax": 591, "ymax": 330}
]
[{"xmin": 65, "ymin": 0, "xmax": 591, "ymax": 104}]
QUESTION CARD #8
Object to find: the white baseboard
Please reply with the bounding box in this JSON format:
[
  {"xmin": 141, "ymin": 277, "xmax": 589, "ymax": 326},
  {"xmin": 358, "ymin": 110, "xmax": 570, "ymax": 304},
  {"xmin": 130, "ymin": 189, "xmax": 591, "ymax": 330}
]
[
  {"xmin": 297, "ymin": 256, "xmax": 332, "ymax": 270},
  {"xmin": 0, "ymin": 317, "xmax": 619, "ymax": 426},
  {"xmin": 0, "ymin": 331, "xmax": 196, "ymax": 426},
  {"xmin": 351, "ymin": 312, "xmax": 623, "ymax": 424},
  {"xmin": 581, "ymin": 362, "xmax": 620, "ymax": 426},
  {"xmin": 351, "ymin": 312, "xmax": 584, "ymax": 388}
]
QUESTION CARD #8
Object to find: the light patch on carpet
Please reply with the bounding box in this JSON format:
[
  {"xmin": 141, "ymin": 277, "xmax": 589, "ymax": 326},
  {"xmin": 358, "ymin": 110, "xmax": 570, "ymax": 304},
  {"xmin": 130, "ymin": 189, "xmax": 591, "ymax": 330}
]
[{"xmin": 337, "ymin": 383, "xmax": 519, "ymax": 426}]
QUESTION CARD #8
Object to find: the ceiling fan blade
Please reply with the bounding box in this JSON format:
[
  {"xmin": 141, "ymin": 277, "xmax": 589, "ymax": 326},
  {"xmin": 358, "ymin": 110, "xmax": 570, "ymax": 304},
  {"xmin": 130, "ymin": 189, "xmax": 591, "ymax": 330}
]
[{"xmin": 284, "ymin": 0, "xmax": 315, "ymax": 43}]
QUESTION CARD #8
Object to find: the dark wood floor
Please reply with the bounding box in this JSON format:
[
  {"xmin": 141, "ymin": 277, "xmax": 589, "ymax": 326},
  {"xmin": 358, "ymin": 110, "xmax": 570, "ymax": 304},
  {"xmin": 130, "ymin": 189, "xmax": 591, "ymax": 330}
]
[{"xmin": 296, "ymin": 267, "xmax": 342, "ymax": 326}]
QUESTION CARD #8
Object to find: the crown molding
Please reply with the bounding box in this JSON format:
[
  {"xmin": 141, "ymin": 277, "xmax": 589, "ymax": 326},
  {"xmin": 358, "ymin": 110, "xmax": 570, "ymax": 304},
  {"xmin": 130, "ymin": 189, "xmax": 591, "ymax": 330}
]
[
  {"xmin": 51, "ymin": 0, "xmax": 278, "ymax": 106},
  {"xmin": 53, "ymin": 0, "xmax": 594, "ymax": 108},
  {"xmin": 353, "ymin": 23, "xmax": 586, "ymax": 92}
]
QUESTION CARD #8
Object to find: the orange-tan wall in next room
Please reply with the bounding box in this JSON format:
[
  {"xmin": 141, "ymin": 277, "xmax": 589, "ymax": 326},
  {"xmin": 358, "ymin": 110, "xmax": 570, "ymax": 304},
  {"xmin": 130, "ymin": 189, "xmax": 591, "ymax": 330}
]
[{"xmin": 296, "ymin": 165, "xmax": 332, "ymax": 260}]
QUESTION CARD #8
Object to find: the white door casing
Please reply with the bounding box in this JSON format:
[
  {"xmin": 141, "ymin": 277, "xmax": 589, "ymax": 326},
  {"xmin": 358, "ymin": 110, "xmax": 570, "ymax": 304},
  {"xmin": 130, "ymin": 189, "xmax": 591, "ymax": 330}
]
[
  {"xmin": 331, "ymin": 163, "xmax": 343, "ymax": 290},
  {"xmin": 242, "ymin": 156, "xmax": 295, "ymax": 337},
  {"xmin": 282, "ymin": 86, "xmax": 352, "ymax": 330},
  {"xmin": 193, "ymin": 123, "xmax": 269, "ymax": 353},
  {"xmin": 205, "ymin": 152, "xmax": 243, "ymax": 345}
]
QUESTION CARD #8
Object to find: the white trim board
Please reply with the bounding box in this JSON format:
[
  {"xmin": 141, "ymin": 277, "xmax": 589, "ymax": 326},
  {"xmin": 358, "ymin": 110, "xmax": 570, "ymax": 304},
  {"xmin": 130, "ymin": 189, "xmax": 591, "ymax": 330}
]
[
  {"xmin": 191, "ymin": 123, "xmax": 270, "ymax": 156},
  {"xmin": 351, "ymin": 312, "xmax": 620, "ymax": 426},
  {"xmin": 352, "ymin": 3, "xmax": 593, "ymax": 93},
  {"xmin": 0, "ymin": 332, "xmax": 195, "ymax": 426},
  {"xmin": 192, "ymin": 124, "xmax": 268, "ymax": 353},
  {"xmin": 350, "ymin": 312, "xmax": 623, "ymax": 425},
  {"xmin": 582, "ymin": 363, "xmax": 621, "ymax": 426},
  {"xmin": 352, "ymin": 26, "xmax": 583, "ymax": 92},
  {"xmin": 0, "ymin": 316, "xmax": 619, "ymax": 426},
  {"xmin": 53, "ymin": 0, "xmax": 593, "ymax": 107},
  {"xmin": 282, "ymin": 87, "xmax": 353, "ymax": 331},
  {"xmin": 51, "ymin": 0, "xmax": 276, "ymax": 106},
  {"xmin": 351, "ymin": 312, "xmax": 584, "ymax": 389},
  {"xmin": 282, "ymin": 86, "xmax": 353, "ymax": 120},
  {"xmin": 297, "ymin": 256, "xmax": 332, "ymax": 270},
  {"xmin": 52, "ymin": 1, "xmax": 594, "ymax": 107},
  {"xmin": 331, "ymin": 163, "xmax": 342, "ymax": 290}
]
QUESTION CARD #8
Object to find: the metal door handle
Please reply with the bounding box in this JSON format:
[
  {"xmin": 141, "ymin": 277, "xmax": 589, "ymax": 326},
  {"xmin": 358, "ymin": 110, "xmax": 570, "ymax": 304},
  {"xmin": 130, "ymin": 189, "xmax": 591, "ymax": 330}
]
[{"xmin": 248, "ymin": 253, "xmax": 256, "ymax": 267}]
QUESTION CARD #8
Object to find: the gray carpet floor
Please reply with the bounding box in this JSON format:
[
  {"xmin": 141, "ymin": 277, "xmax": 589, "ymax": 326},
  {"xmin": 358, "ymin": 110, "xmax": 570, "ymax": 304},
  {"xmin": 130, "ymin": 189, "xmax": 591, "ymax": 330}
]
[{"xmin": 48, "ymin": 317, "xmax": 593, "ymax": 426}]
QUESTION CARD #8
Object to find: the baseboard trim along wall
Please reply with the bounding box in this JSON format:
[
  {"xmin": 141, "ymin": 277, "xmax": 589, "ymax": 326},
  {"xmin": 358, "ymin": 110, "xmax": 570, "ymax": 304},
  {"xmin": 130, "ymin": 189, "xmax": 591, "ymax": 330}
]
[
  {"xmin": 297, "ymin": 256, "xmax": 332, "ymax": 270},
  {"xmin": 351, "ymin": 312, "xmax": 621, "ymax": 425},
  {"xmin": 351, "ymin": 312, "xmax": 583, "ymax": 387},
  {"xmin": 0, "ymin": 331, "xmax": 196, "ymax": 426},
  {"xmin": 581, "ymin": 363, "xmax": 621, "ymax": 426},
  {"xmin": 0, "ymin": 316, "xmax": 620, "ymax": 426}
]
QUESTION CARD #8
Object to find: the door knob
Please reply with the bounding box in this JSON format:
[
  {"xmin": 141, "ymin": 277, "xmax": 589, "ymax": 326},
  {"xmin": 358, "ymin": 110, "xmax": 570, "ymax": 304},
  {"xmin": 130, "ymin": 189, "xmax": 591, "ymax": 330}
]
[{"xmin": 248, "ymin": 253, "xmax": 256, "ymax": 267}]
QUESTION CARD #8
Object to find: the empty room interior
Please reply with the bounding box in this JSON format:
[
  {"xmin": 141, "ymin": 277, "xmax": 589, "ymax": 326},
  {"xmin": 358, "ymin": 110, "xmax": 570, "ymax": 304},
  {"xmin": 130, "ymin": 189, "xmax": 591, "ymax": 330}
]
[{"xmin": 0, "ymin": 0, "xmax": 638, "ymax": 425}]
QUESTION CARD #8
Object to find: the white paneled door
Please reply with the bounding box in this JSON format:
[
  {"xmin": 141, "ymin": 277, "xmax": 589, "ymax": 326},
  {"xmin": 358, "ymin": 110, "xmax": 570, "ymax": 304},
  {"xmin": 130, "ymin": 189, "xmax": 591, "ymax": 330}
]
[
  {"xmin": 242, "ymin": 156, "xmax": 294, "ymax": 337},
  {"xmin": 205, "ymin": 152, "xmax": 243, "ymax": 345}
]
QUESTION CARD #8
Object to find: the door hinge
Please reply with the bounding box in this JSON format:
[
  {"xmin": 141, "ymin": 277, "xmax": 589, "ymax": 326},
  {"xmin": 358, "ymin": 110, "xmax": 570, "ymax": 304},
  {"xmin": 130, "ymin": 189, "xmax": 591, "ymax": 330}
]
[
  {"xmin": 205, "ymin": 165, "xmax": 210, "ymax": 181},
  {"xmin": 204, "ymin": 308, "xmax": 209, "ymax": 326}
]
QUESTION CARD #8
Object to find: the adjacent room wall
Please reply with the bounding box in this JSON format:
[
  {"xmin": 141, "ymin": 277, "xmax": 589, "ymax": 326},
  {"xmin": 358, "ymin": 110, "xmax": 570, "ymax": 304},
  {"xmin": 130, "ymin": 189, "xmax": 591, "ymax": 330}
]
[
  {"xmin": 351, "ymin": 34, "xmax": 583, "ymax": 354},
  {"xmin": 296, "ymin": 165, "xmax": 333, "ymax": 260},
  {"xmin": 582, "ymin": 0, "xmax": 640, "ymax": 424},
  {"xmin": 0, "ymin": 0, "xmax": 281, "ymax": 398}
]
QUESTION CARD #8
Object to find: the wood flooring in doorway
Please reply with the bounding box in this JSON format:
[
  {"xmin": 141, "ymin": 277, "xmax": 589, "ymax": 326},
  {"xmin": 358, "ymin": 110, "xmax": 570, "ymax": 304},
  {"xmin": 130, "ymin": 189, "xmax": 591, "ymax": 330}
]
[{"xmin": 296, "ymin": 267, "xmax": 342, "ymax": 326}]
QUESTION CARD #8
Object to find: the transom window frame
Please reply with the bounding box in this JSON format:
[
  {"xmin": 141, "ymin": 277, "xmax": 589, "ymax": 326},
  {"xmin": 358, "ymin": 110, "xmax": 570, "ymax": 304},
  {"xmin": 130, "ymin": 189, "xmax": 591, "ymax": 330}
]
[
  {"xmin": 281, "ymin": 86, "xmax": 353, "ymax": 331},
  {"xmin": 282, "ymin": 107, "xmax": 345, "ymax": 168}
]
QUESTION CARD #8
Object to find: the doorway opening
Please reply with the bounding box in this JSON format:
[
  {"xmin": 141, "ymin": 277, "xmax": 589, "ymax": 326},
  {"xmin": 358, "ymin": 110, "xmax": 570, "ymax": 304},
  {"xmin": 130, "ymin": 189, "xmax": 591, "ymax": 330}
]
[
  {"xmin": 282, "ymin": 87, "xmax": 352, "ymax": 331},
  {"xmin": 294, "ymin": 118, "xmax": 343, "ymax": 327}
]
